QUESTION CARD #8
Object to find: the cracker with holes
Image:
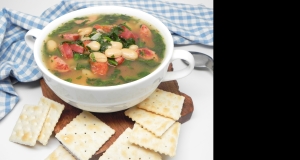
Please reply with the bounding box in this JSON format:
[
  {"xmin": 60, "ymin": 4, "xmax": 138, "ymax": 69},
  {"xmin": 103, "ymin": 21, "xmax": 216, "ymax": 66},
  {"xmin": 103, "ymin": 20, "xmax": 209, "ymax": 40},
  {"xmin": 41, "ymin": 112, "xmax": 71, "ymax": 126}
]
[
  {"xmin": 100, "ymin": 127, "xmax": 161, "ymax": 160},
  {"xmin": 55, "ymin": 111, "xmax": 115, "ymax": 160},
  {"xmin": 136, "ymin": 89, "xmax": 185, "ymax": 120},
  {"xmin": 38, "ymin": 96, "xmax": 65, "ymax": 145},
  {"xmin": 125, "ymin": 106, "xmax": 175, "ymax": 137},
  {"xmin": 45, "ymin": 145, "xmax": 76, "ymax": 160},
  {"xmin": 9, "ymin": 104, "xmax": 50, "ymax": 146},
  {"xmin": 129, "ymin": 122, "xmax": 181, "ymax": 157}
]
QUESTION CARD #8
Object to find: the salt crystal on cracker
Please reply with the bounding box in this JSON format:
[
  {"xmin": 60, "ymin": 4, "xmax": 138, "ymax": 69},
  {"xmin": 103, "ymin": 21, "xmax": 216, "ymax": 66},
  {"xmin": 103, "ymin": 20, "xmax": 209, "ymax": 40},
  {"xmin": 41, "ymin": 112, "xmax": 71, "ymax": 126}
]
[
  {"xmin": 136, "ymin": 89, "xmax": 185, "ymax": 120},
  {"xmin": 45, "ymin": 145, "xmax": 76, "ymax": 160},
  {"xmin": 129, "ymin": 122, "xmax": 181, "ymax": 157},
  {"xmin": 38, "ymin": 96, "xmax": 64, "ymax": 145},
  {"xmin": 9, "ymin": 104, "xmax": 50, "ymax": 146},
  {"xmin": 100, "ymin": 128, "xmax": 161, "ymax": 160},
  {"xmin": 125, "ymin": 106, "xmax": 175, "ymax": 137},
  {"xmin": 55, "ymin": 111, "xmax": 115, "ymax": 160}
]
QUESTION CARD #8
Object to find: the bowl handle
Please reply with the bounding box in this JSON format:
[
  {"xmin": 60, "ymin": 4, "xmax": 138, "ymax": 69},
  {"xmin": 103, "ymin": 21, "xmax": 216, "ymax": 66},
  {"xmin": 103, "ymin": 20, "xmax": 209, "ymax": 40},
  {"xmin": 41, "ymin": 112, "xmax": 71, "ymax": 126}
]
[
  {"xmin": 24, "ymin": 28, "xmax": 42, "ymax": 50},
  {"xmin": 162, "ymin": 50, "xmax": 195, "ymax": 82}
]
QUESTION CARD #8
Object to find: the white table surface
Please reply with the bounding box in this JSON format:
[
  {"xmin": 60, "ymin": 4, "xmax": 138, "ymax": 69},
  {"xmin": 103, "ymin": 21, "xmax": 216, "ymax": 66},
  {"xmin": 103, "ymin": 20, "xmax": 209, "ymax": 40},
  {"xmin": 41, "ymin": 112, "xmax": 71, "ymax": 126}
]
[{"xmin": 0, "ymin": 0, "xmax": 213, "ymax": 159}]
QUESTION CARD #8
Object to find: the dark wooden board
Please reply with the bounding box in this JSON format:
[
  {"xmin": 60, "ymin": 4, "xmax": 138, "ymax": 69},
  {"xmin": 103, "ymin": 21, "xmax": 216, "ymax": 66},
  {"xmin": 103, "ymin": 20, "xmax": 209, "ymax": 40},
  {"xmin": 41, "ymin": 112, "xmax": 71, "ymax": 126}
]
[{"xmin": 40, "ymin": 64, "xmax": 194, "ymax": 159}]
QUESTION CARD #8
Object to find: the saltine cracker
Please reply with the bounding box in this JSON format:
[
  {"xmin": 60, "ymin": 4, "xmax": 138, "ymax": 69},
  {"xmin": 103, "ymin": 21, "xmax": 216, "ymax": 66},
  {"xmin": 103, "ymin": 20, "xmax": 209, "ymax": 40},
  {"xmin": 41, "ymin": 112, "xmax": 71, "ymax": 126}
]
[
  {"xmin": 129, "ymin": 122, "xmax": 181, "ymax": 157},
  {"xmin": 100, "ymin": 128, "xmax": 161, "ymax": 160},
  {"xmin": 136, "ymin": 89, "xmax": 185, "ymax": 120},
  {"xmin": 45, "ymin": 145, "xmax": 76, "ymax": 160},
  {"xmin": 9, "ymin": 104, "xmax": 50, "ymax": 146},
  {"xmin": 38, "ymin": 96, "xmax": 65, "ymax": 145},
  {"xmin": 125, "ymin": 106, "xmax": 175, "ymax": 137},
  {"xmin": 55, "ymin": 111, "xmax": 115, "ymax": 160}
]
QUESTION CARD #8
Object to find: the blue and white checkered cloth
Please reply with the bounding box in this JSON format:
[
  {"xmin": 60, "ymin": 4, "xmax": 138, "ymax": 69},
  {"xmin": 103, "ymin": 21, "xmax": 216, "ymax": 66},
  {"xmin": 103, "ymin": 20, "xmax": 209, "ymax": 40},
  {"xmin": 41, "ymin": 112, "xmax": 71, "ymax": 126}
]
[{"xmin": 0, "ymin": 0, "xmax": 213, "ymax": 120}]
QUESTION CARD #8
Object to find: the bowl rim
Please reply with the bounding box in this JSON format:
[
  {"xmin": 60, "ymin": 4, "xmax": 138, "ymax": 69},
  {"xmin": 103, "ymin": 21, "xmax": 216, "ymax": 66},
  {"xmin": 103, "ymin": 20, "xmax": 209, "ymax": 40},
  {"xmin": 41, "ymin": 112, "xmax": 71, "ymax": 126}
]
[{"xmin": 34, "ymin": 6, "xmax": 174, "ymax": 91}]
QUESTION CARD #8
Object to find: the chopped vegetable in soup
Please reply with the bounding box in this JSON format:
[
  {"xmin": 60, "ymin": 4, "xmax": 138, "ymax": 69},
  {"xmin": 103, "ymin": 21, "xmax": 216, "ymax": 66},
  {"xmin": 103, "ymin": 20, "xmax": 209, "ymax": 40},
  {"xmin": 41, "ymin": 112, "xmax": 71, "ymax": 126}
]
[{"xmin": 42, "ymin": 14, "xmax": 166, "ymax": 86}]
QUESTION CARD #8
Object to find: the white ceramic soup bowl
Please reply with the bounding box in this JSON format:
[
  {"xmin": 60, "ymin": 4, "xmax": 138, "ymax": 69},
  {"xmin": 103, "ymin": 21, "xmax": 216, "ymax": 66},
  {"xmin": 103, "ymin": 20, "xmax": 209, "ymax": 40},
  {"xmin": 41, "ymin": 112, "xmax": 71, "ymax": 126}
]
[{"xmin": 25, "ymin": 6, "xmax": 194, "ymax": 112}]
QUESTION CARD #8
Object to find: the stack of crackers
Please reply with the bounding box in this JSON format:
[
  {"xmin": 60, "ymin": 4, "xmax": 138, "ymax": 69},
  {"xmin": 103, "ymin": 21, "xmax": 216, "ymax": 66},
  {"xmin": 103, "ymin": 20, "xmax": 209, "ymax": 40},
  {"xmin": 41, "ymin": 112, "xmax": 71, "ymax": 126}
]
[
  {"xmin": 9, "ymin": 88, "xmax": 185, "ymax": 160},
  {"xmin": 124, "ymin": 89, "xmax": 184, "ymax": 156},
  {"xmin": 100, "ymin": 89, "xmax": 185, "ymax": 159},
  {"xmin": 9, "ymin": 96, "xmax": 65, "ymax": 146}
]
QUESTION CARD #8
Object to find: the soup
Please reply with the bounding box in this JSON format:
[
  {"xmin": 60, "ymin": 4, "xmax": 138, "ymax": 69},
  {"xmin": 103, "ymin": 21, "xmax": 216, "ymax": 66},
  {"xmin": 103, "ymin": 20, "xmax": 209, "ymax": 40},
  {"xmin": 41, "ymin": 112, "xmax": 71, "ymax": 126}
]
[{"xmin": 42, "ymin": 13, "xmax": 166, "ymax": 86}]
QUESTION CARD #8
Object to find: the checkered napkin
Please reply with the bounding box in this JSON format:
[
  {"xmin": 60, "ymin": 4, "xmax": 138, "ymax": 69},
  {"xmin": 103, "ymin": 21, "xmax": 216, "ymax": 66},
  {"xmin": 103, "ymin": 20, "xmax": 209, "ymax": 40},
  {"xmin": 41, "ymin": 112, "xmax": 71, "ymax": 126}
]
[{"xmin": 0, "ymin": 0, "xmax": 213, "ymax": 120}]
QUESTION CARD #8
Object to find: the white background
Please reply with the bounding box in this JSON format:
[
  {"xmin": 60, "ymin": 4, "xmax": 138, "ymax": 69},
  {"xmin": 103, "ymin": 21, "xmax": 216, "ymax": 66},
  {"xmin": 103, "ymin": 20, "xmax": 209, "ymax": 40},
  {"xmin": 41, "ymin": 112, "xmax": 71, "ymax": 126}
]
[{"xmin": 0, "ymin": 0, "xmax": 213, "ymax": 160}]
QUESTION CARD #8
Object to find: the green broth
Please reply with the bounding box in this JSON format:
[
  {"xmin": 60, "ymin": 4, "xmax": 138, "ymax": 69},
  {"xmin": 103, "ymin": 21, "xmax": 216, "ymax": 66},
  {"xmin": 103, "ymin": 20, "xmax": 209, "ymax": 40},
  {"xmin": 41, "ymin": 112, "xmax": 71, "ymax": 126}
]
[{"xmin": 42, "ymin": 13, "xmax": 165, "ymax": 86}]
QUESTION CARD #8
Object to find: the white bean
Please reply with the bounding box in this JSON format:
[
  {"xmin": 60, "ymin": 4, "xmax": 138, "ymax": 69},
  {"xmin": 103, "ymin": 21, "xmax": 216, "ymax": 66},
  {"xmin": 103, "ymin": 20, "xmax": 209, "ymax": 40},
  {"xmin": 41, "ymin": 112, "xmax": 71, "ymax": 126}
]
[
  {"xmin": 128, "ymin": 44, "xmax": 138, "ymax": 50},
  {"xmin": 110, "ymin": 41, "xmax": 123, "ymax": 49},
  {"xmin": 78, "ymin": 27, "xmax": 93, "ymax": 36},
  {"xmin": 121, "ymin": 48, "xmax": 138, "ymax": 60},
  {"xmin": 46, "ymin": 40, "xmax": 57, "ymax": 52},
  {"xmin": 105, "ymin": 48, "xmax": 122, "ymax": 58},
  {"xmin": 80, "ymin": 36, "xmax": 91, "ymax": 41},
  {"xmin": 87, "ymin": 41, "xmax": 101, "ymax": 51},
  {"xmin": 90, "ymin": 52, "xmax": 107, "ymax": 62}
]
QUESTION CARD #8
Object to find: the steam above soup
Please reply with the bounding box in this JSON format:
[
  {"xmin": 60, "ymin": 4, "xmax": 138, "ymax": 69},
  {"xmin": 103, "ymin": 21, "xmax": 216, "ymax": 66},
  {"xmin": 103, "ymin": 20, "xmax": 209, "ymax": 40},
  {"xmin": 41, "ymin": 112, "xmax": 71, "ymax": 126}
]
[{"xmin": 42, "ymin": 14, "xmax": 166, "ymax": 86}]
